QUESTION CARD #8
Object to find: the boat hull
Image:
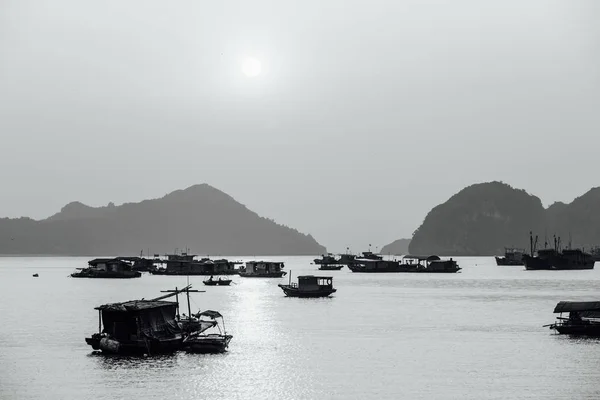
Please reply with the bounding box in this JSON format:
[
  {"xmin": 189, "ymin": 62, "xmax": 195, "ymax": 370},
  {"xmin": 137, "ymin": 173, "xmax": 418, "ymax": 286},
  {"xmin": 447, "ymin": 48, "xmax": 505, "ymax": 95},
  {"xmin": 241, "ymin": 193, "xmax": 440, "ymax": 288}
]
[
  {"xmin": 278, "ymin": 285, "xmax": 337, "ymax": 297},
  {"xmin": 239, "ymin": 271, "xmax": 286, "ymax": 278},
  {"xmin": 318, "ymin": 265, "xmax": 344, "ymax": 271},
  {"xmin": 553, "ymin": 324, "xmax": 600, "ymax": 337},
  {"xmin": 348, "ymin": 264, "xmax": 461, "ymax": 273},
  {"xmin": 524, "ymin": 254, "xmax": 595, "ymax": 270},
  {"xmin": 495, "ymin": 257, "xmax": 523, "ymax": 266},
  {"xmin": 85, "ymin": 334, "xmax": 183, "ymax": 355},
  {"xmin": 183, "ymin": 335, "xmax": 232, "ymax": 354},
  {"xmin": 150, "ymin": 270, "xmax": 238, "ymax": 276},
  {"xmin": 203, "ymin": 280, "xmax": 232, "ymax": 286},
  {"xmin": 72, "ymin": 271, "xmax": 141, "ymax": 278}
]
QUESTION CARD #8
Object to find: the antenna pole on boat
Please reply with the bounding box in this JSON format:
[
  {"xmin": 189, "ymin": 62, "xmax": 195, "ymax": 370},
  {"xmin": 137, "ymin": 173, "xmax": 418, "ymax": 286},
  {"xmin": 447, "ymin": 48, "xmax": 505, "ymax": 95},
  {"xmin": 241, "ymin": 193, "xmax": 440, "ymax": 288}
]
[
  {"xmin": 530, "ymin": 231, "xmax": 533, "ymax": 256},
  {"xmin": 289, "ymin": 270, "xmax": 291, "ymax": 286},
  {"xmin": 186, "ymin": 286, "xmax": 192, "ymax": 319}
]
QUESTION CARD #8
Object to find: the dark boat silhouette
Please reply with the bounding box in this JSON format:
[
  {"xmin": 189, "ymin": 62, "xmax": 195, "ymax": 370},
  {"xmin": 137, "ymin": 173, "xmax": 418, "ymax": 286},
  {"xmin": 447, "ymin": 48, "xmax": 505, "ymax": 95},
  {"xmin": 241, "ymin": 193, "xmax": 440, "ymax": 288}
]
[
  {"xmin": 523, "ymin": 232, "xmax": 595, "ymax": 270},
  {"xmin": 278, "ymin": 274, "xmax": 337, "ymax": 298},
  {"xmin": 547, "ymin": 301, "xmax": 600, "ymax": 336},
  {"xmin": 495, "ymin": 248, "xmax": 525, "ymax": 266}
]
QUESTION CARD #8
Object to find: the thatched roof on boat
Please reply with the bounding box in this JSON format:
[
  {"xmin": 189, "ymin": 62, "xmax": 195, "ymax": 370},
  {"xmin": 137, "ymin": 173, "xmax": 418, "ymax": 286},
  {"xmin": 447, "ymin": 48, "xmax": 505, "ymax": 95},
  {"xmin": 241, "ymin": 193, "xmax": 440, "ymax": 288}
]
[
  {"xmin": 95, "ymin": 300, "xmax": 178, "ymax": 312},
  {"xmin": 553, "ymin": 301, "xmax": 600, "ymax": 313},
  {"xmin": 197, "ymin": 310, "xmax": 222, "ymax": 319}
]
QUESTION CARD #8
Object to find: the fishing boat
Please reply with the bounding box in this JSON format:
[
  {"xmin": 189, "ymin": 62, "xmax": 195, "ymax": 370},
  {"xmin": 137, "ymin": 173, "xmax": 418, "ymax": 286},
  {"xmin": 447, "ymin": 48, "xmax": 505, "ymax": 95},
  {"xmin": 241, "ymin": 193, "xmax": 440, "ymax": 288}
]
[
  {"xmin": 150, "ymin": 253, "xmax": 238, "ymax": 276},
  {"xmin": 85, "ymin": 285, "xmax": 217, "ymax": 355},
  {"xmin": 238, "ymin": 261, "xmax": 287, "ymax": 277},
  {"xmin": 347, "ymin": 259, "xmax": 402, "ymax": 272},
  {"xmin": 524, "ymin": 232, "xmax": 595, "ymax": 270},
  {"xmin": 313, "ymin": 254, "xmax": 339, "ymax": 265},
  {"xmin": 203, "ymin": 276, "xmax": 232, "ymax": 286},
  {"xmin": 278, "ymin": 274, "xmax": 337, "ymax": 298},
  {"xmin": 71, "ymin": 258, "xmax": 141, "ymax": 278},
  {"xmin": 182, "ymin": 310, "xmax": 232, "ymax": 354},
  {"xmin": 546, "ymin": 301, "xmax": 600, "ymax": 336},
  {"xmin": 32, "ymin": 273, "xmax": 39, "ymax": 277},
  {"xmin": 85, "ymin": 289, "xmax": 187, "ymax": 355},
  {"xmin": 400, "ymin": 255, "xmax": 461, "ymax": 273},
  {"xmin": 495, "ymin": 248, "xmax": 525, "ymax": 266}
]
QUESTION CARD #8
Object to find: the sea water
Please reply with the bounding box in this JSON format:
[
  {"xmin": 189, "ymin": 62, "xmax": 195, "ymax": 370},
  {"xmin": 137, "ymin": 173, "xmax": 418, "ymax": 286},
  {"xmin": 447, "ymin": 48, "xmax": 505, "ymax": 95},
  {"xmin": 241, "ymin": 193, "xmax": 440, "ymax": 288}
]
[{"xmin": 1, "ymin": 256, "xmax": 599, "ymax": 400}]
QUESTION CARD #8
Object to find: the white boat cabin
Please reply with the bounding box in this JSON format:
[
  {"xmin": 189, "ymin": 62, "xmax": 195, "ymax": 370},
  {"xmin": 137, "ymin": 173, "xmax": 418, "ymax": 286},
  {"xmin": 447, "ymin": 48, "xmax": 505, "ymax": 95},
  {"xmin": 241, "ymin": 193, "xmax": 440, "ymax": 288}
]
[{"xmin": 294, "ymin": 275, "xmax": 333, "ymax": 291}]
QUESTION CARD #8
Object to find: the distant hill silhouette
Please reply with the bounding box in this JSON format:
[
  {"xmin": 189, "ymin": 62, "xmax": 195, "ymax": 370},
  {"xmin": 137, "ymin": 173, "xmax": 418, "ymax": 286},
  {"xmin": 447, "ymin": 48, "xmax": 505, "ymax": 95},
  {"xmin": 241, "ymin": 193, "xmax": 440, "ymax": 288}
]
[
  {"xmin": 0, "ymin": 184, "xmax": 326, "ymax": 256},
  {"xmin": 408, "ymin": 182, "xmax": 548, "ymax": 256},
  {"xmin": 380, "ymin": 238, "xmax": 411, "ymax": 255}
]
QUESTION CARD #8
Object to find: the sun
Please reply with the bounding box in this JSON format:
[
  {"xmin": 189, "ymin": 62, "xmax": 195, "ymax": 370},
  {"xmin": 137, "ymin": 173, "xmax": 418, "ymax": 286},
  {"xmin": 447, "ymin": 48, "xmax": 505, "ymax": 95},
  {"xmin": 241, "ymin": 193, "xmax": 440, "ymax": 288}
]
[{"xmin": 241, "ymin": 57, "xmax": 262, "ymax": 77}]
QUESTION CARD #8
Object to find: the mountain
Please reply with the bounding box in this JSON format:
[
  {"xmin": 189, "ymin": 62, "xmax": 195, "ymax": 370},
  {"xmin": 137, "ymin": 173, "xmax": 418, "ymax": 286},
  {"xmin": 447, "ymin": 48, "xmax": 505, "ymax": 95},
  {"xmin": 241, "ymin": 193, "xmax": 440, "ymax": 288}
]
[
  {"xmin": 0, "ymin": 184, "xmax": 326, "ymax": 256},
  {"xmin": 380, "ymin": 238, "xmax": 411, "ymax": 255},
  {"xmin": 408, "ymin": 182, "xmax": 547, "ymax": 256}
]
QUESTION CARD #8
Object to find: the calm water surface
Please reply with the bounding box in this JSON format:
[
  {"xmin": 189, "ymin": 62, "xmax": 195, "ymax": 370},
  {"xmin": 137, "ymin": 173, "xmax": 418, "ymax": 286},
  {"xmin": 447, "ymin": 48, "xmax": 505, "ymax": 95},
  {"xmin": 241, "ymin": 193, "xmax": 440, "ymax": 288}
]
[{"xmin": 1, "ymin": 256, "xmax": 600, "ymax": 399}]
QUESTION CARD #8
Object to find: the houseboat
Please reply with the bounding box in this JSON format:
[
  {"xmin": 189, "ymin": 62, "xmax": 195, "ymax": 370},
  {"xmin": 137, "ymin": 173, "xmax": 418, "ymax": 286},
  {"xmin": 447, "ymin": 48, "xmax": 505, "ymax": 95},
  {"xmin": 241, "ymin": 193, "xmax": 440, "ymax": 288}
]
[
  {"xmin": 546, "ymin": 301, "xmax": 600, "ymax": 336},
  {"xmin": 182, "ymin": 310, "xmax": 232, "ymax": 354},
  {"xmin": 278, "ymin": 274, "xmax": 337, "ymax": 297},
  {"xmin": 347, "ymin": 259, "xmax": 403, "ymax": 273},
  {"xmin": 150, "ymin": 254, "xmax": 238, "ymax": 276},
  {"xmin": 85, "ymin": 294, "xmax": 183, "ymax": 355},
  {"xmin": 495, "ymin": 248, "xmax": 525, "ymax": 266},
  {"xmin": 239, "ymin": 261, "xmax": 287, "ymax": 277},
  {"xmin": 85, "ymin": 285, "xmax": 217, "ymax": 355},
  {"xmin": 71, "ymin": 258, "xmax": 141, "ymax": 278},
  {"xmin": 400, "ymin": 255, "xmax": 461, "ymax": 273}
]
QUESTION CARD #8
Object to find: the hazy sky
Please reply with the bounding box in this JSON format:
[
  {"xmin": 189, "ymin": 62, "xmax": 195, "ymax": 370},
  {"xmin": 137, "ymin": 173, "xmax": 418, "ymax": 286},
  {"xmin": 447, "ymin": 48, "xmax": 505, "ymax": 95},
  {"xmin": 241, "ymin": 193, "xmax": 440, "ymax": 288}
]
[{"xmin": 1, "ymin": 0, "xmax": 599, "ymax": 252}]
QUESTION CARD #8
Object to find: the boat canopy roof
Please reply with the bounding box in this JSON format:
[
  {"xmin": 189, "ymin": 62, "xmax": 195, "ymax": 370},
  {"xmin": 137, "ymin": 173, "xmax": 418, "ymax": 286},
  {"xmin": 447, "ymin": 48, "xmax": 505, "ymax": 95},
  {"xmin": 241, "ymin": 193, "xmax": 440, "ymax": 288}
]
[
  {"xmin": 298, "ymin": 275, "xmax": 333, "ymax": 279},
  {"xmin": 553, "ymin": 301, "xmax": 600, "ymax": 313},
  {"xmin": 403, "ymin": 255, "xmax": 441, "ymax": 261},
  {"xmin": 95, "ymin": 300, "xmax": 177, "ymax": 312},
  {"xmin": 198, "ymin": 310, "xmax": 223, "ymax": 319}
]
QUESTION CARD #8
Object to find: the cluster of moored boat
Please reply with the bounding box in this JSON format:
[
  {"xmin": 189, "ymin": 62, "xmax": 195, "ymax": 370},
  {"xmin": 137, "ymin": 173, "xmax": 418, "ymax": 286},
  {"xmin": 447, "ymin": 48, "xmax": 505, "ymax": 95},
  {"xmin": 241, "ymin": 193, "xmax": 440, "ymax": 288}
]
[
  {"xmin": 495, "ymin": 232, "xmax": 599, "ymax": 270},
  {"xmin": 313, "ymin": 252, "xmax": 461, "ymax": 273}
]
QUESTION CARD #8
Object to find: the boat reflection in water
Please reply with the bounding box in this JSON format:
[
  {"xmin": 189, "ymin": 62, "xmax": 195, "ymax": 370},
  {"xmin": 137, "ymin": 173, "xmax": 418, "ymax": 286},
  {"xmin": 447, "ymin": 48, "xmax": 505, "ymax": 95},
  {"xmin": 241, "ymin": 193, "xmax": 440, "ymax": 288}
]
[{"xmin": 547, "ymin": 301, "xmax": 600, "ymax": 337}]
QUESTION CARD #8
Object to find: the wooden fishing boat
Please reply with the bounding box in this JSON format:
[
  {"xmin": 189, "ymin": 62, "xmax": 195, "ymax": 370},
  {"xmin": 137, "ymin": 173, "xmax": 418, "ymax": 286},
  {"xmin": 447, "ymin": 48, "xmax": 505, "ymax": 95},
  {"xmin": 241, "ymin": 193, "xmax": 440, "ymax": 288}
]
[
  {"xmin": 495, "ymin": 248, "xmax": 525, "ymax": 266},
  {"xmin": 182, "ymin": 311, "xmax": 232, "ymax": 354},
  {"xmin": 546, "ymin": 301, "xmax": 600, "ymax": 336},
  {"xmin": 203, "ymin": 277, "xmax": 232, "ymax": 286},
  {"xmin": 85, "ymin": 285, "xmax": 210, "ymax": 355},
  {"xmin": 278, "ymin": 274, "xmax": 337, "ymax": 298}
]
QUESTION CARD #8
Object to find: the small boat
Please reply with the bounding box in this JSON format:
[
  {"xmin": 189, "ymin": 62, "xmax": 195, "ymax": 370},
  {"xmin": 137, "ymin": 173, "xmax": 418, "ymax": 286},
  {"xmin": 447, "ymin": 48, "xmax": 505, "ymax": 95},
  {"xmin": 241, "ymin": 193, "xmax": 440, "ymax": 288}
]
[
  {"xmin": 182, "ymin": 310, "xmax": 232, "ymax": 354},
  {"xmin": 278, "ymin": 274, "xmax": 337, "ymax": 298},
  {"xmin": 313, "ymin": 253, "xmax": 339, "ymax": 265},
  {"xmin": 32, "ymin": 273, "xmax": 39, "ymax": 277},
  {"xmin": 238, "ymin": 261, "xmax": 287, "ymax": 278},
  {"xmin": 203, "ymin": 277, "xmax": 232, "ymax": 286},
  {"xmin": 495, "ymin": 248, "xmax": 525, "ymax": 266},
  {"xmin": 546, "ymin": 301, "xmax": 600, "ymax": 336}
]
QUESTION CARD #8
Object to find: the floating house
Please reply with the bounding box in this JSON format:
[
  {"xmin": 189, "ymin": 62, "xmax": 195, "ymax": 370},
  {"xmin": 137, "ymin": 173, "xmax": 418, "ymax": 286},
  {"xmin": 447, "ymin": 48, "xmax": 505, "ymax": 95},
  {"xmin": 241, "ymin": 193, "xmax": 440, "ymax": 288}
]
[
  {"xmin": 71, "ymin": 258, "xmax": 141, "ymax": 278},
  {"xmin": 239, "ymin": 261, "xmax": 286, "ymax": 277}
]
